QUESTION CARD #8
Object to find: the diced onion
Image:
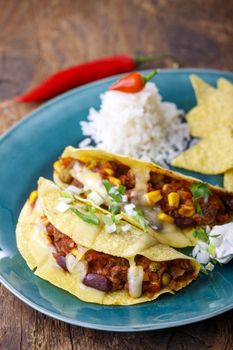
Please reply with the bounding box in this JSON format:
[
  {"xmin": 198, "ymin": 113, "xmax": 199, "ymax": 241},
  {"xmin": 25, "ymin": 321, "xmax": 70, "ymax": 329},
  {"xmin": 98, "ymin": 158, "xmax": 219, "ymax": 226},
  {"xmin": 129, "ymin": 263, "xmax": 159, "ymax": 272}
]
[
  {"xmin": 121, "ymin": 224, "xmax": 131, "ymax": 232},
  {"xmin": 66, "ymin": 185, "xmax": 83, "ymax": 195},
  {"xmin": 122, "ymin": 195, "xmax": 128, "ymax": 203},
  {"xmin": 77, "ymin": 260, "xmax": 88, "ymax": 280},
  {"xmin": 127, "ymin": 265, "xmax": 144, "ymax": 298},
  {"xmin": 206, "ymin": 262, "xmax": 215, "ymax": 271},
  {"xmin": 124, "ymin": 204, "xmax": 136, "ymax": 217},
  {"xmin": 56, "ymin": 202, "xmax": 70, "ymax": 213},
  {"xmin": 102, "ymin": 215, "xmax": 114, "ymax": 226},
  {"xmin": 105, "ymin": 223, "xmax": 117, "ymax": 233},
  {"xmin": 65, "ymin": 254, "xmax": 77, "ymax": 273},
  {"xmin": 87, "ymin": 191, "xmax": 104, "ymax": 206},
  {"xmin": 59, "ymin": 196, "xmax": 73, "ymax": 204},
  {"xmin": 192, "ymin": 241, "xmax": 210, "ymax": 264}
]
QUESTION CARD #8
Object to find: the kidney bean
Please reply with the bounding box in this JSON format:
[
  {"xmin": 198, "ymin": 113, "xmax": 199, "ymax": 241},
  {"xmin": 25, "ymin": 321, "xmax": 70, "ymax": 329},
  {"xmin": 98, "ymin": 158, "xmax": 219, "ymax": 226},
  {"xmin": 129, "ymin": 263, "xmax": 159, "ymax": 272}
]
[
  {"xmin": 174, "ymin": 215, "xmax": 195, "ymax": 228},
  {"xmin": 83, "ymin": 273, "xmax": 111, "ymax": 292},
  {"xmin": 55, "ymin": 255, "xmax": 68, "ymax": 271},
  {"xmin": 223, "ymin": 196, "xmax": 233, "ymax": 210}
]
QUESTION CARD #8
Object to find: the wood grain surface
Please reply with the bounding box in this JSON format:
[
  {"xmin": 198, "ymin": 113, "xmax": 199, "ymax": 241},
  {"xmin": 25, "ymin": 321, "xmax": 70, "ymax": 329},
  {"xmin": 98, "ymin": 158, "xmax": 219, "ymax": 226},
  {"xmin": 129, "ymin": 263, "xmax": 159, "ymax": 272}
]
[{"xmin": 0, "ymin": 0, "xmax": 233, "ymax": 349}]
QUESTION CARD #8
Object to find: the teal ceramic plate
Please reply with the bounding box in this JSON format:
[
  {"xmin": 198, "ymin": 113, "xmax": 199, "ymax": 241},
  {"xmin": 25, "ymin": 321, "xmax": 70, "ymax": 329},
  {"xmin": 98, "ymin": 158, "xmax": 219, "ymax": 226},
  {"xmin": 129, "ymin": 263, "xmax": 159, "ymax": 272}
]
[{"xmin": 0, "ymin": 69, "xmax": 233, "ymax": 331}]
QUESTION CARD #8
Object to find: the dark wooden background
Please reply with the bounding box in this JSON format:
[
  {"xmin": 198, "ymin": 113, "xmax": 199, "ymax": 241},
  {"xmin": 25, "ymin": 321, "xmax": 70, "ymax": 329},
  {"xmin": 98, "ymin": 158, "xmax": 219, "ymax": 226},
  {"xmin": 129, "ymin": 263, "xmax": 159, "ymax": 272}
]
[{"xmin": 0, "ymin": 1, "xmax": 233, "ymax": 349}]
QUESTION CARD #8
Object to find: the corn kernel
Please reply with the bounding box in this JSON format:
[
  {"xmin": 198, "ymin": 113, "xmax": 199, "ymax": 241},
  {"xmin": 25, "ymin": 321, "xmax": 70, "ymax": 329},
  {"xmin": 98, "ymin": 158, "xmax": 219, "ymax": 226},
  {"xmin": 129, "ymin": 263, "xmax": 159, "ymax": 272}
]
[
  {"xmin": 149, "ymin": 262, "xmax": 161, "ymax": 272},
  {"xmin": 109, "ymin": 176, "xmax": 121, "ymax": 186},
  {"xmin": 29, "ymin": 190, "xmax": 38, "ymax": 205},
  {"xmin": 104, "ymin": 168, "xmax": 114, "ymax": 176},
  {"xmin": 53, "ymin": 160, "xmax": 61, "ymax": 172},
  {"xmin": 86, "ymin": 160, "xmax": 97, "ymax": 169},
  {"xmin": 168, "ymin": 192, "xmax": 180, "ymax": 208},
  {"xmin": 71, "ymin": 248, "xmax": 78, "ymax": 257},
  {"xmin": 162, "ymin": 184, "xmax": 169, "ymax": 191},
  {"xmin": 146, "ymin": 190, "xmax": 162, "ymax": 205},
  {"xmin": 161, "ymin": 273, "xmax": 171, "ymax": 286},
  {"xmin": 79, "ymin": 156, "xmax": 92, "ymax": 163},
  {"xmin": 178, "ymin": 204, "xmax": 195, "ymax": 217},
  {"xmin": 158, "ymin": 212, "xmax": 174, "ymax": 224}
]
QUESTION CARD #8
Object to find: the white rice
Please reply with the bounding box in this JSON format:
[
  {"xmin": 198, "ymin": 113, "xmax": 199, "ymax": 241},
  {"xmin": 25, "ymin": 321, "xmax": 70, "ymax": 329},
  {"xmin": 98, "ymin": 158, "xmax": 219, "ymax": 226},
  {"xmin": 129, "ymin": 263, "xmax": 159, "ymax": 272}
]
[{"xmin": 80, "ymin": 82, "xmax": 190, "ymax": 166}]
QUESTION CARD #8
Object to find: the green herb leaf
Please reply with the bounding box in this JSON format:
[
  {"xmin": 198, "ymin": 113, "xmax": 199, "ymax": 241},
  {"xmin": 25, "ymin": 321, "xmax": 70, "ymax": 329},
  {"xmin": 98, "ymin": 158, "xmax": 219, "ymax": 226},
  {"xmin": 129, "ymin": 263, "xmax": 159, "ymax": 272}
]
[
  {"xmin": 190, "ymin": 183, "xmax": 211, "ymax": 215},
  {"xmin": 133, "ymin": 208, "xmax": 147, "ymax": 232},
  {"xmin": 208, "ymin": 243, "xmax": 216, "ymax": 257},
  {"xmin": 103, "ymin": 179, "xmax": 112, "ymax": 192},
  {"xmin": 200, "ymin": 265, "xmax": 209, "ymax": 275},
  {"xmin": 103, "ymin": 180, "xmax": 126, "ymax": 203},
  {"xmin": 60, "ymin": 191, "xmax": 72, "ymax": 198},
  {"xmin": 192, "ymin": 227, "xmax": 209, "ymax": 243},
  {"xmin": 190, "ymin": 183, "xmax": 211, "ymax": 199},
  {"xmin": 109, "ymin": 202, "xmax": 121, "ymax": 215},
  {"xmin": 195, "ymin": 201, "xmax": 202, "ymax": 214},
  {"xmin": 70, "ymin": 207, "xmax": 100, "ymax": 225},
  {"xmin": 118, "ymin": 185, "xmax": 126, "ymax": 194}
]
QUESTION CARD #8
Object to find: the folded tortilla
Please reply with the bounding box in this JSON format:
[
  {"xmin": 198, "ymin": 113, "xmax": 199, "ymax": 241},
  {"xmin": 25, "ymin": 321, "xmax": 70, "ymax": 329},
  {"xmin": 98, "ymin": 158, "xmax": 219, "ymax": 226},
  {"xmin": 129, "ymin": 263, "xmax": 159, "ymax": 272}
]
[
  {"xmin": 53, "ymin": 147, "xmax": 233, "ymax": 248},
  {"xmin": 16, "ymin": 178, "xmax": 200, "ymax": 305}
]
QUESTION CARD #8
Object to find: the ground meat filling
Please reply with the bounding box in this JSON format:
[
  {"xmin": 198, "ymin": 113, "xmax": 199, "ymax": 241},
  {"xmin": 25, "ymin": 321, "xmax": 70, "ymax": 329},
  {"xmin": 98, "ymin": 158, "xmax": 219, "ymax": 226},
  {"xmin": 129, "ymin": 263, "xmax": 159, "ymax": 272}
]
[
  {"xmin": 58, "ymin": 157, "xmax": 84, "ymax": 188},
  {"xmin": 45, "ymin": 222, "xmax": 194, "ymax": 297},
  {"xmin": 58, "ymin": 157, "xmax": 232, "ymax": 229},
  {"xmin": 148, "ymin": 172, "xmax": 232, "ymax": 228},
  {"xmin": 135, "ymin": 255, "xmax": 195, "ymax": 298},
  {"xmin": 83, "ymin": 250, "xmax": 129, "ymax": 292},
  {"xmin": 46, "ymin": 222, "xmax": 77, "ymax": 271},
  {"xmin": 83, "ymin": 250, "xmax": 195, "ymax": 297},
  {"xmin": 59, "ymin": 157, "xmax": 136, "ymax": 191}
]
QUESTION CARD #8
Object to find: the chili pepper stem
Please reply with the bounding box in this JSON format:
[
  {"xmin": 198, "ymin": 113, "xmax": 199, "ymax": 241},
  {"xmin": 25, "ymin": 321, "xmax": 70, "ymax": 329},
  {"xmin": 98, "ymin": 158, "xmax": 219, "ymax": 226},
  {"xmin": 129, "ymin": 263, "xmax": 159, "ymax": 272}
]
[
  {"xmin": 143, "ymin": 70, "xmax": 158, "ymax": 83},
  {"xmin": 135, "ymin": 54, "xmax": 168, "ymax": 66}
]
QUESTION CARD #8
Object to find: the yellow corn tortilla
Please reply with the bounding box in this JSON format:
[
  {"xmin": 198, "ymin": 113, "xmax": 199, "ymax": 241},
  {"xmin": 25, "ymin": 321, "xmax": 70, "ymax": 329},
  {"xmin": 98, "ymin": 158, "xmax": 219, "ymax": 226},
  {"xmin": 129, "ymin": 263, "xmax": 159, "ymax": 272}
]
[
  {"xmin": 54, "ymin": 147, "xmax": 233, "ymax": 248},
  {"xmin": 172, "ymin": 126, "xmax": 233, "ymax": 174},
  {"xmin": 224, "ymin": 169, "xmax": 233, "ymax": 192},
  {"xmin": 186, "ymin": 75, "xmax": 233, "ymax": 138},
  {"xmin": 16, "ymin": 186, "xmax": 200, "ymax": 305}
]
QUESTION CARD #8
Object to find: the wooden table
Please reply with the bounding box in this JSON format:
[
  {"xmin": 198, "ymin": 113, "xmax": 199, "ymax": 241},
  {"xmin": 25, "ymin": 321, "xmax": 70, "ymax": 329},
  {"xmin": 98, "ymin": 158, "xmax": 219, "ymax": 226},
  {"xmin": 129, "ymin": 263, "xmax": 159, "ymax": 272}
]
[{"xmin": 1, "ymin": 1, "xmax": 233, "ymax": 349}]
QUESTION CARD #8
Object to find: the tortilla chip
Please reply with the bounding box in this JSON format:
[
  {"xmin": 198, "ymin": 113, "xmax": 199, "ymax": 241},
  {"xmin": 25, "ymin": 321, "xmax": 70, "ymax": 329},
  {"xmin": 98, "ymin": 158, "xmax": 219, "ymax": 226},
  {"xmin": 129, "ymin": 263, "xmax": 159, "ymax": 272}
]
[
  {"xmin": 224, "ymin": 169, "xmax": 233, "ymax": 192},
  {"xmin": 190, "ymin": 75, "xmax": 216, "ymax": 105},
  {"xmin": 187, "ymin": 75, "xmax": 233, "ymax": 138},
  {"xmin": 172, "ymin": 127, "xmax": 233, "ymax": 174},
  {"xmin": 217, "ymin": 78, "xmax": 233, "ymax": 94}
]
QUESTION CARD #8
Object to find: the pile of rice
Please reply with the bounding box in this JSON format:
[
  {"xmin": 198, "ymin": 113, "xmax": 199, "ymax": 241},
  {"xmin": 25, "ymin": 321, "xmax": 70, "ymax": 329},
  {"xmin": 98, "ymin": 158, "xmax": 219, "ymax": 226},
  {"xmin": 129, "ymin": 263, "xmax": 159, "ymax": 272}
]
[{"xmin": 80, "ymin": 82, "xmax": 190, "ymax": 166}]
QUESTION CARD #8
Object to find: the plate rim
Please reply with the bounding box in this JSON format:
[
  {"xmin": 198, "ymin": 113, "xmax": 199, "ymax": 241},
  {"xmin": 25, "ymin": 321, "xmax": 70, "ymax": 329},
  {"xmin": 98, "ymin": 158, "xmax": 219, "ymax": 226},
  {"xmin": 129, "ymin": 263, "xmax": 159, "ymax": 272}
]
[
  {"xmin": 1, "ymin": 275, "xmax": 233, "ymax": 332},
  {"xmin": 1, "ymin": 67, "xmax": 233, "ymax": 331}
]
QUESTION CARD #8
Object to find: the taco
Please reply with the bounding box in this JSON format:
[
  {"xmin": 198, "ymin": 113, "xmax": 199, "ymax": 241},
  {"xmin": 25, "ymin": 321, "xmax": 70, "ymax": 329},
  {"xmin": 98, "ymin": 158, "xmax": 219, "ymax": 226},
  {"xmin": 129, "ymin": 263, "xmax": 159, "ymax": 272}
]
[
  {"xmin": 53, "ymin": 147, "xmax": 233, "ymax": 248},
  {"xmin": 16, "ymin": 178, "xmax": 200, "ymax": 305}
]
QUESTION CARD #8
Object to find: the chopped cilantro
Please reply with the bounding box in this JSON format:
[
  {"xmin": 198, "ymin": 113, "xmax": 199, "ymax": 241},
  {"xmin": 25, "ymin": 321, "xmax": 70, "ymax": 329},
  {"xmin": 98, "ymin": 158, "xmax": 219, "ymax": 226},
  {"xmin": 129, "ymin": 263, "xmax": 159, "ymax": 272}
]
[
  {"xmin": 103, "ymin": 179, "xmax": 112, "ymax": 192},
  {"xmin": 103, "ymin": 180, "xmax": 126, "ymax": 202},
  {"xmin": 190, "ymin": 183, "xmax": 211, "ymax": 199},
  {"xmin": 200, "ymin": 265, "xmax": 209, "ymax": 275},
  {"xmin": 192, "ymin": 227, "xmax": 209, "ymax": 243},
  {"xmin": 118, "ymin": 185, "xmax": 126, "ymax": 194},
  {"xmin": 109, "ymin": 193, "xmax": 123, "ymax": 203},
  {"xmin": 190, "ymin": 182, "xmax": 211, "ymax": 214},
  {"xmin": 60, "ymin": 191, "xmax": 72, "ymax": 198},
  {"xmin": 195, "ymin": 201, "xmax": 202, "ymax": 214},
  {"xmin": 208, "ymin": 243, "xmax": 216, "ymax": 257},
  {"xmin": 133, "ymin": 208, "xmax": 147, "ymax": 232},
  {"xmin": 70, "ymin": 206, "xmax": 100, "ymax": 225},
  {"xmin": 109, "ymin": 202, "xmax": 121, "ymax": 215}
]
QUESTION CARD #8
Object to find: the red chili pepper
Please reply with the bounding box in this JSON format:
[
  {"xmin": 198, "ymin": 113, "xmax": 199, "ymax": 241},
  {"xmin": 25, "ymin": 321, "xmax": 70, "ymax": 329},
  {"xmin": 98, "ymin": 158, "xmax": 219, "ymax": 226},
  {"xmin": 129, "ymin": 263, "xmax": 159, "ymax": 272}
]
[
  {"xmin": 14, "ymin": 55, "xmax": 165, "ymax": 102},
  {"xmin": 109, "ymin": 70, "xmax": 158, "ymax": 93}
]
